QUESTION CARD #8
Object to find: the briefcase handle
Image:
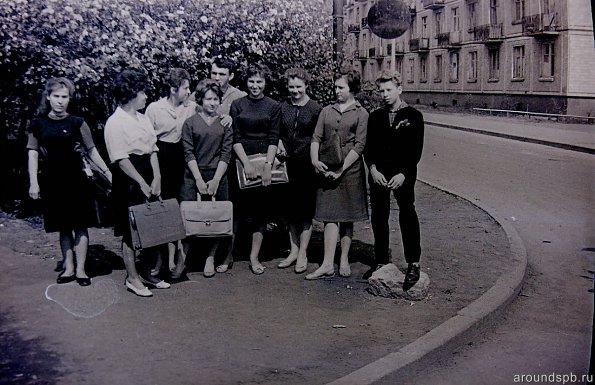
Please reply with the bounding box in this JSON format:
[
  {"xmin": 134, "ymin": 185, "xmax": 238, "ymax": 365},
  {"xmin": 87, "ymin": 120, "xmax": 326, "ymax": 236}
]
[{"xmin": 196, "ymin": 194, "xmax": 217, "ymax": 206}]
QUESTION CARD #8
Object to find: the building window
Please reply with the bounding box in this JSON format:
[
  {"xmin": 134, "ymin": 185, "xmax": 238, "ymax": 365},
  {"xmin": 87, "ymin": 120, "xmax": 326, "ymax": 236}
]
[
  {"xmin": 513, "ymin": 0, "xmax": 525, "ymax": 22},
  {"xmin": 435, "ymin": 11, "xmax": 442, "ymax": 36},
  {"xmin": 452, "ymin": 7, "xmax": 460, "ymax": 31},
  {"xmin": 449, "ymin": 52, "xmax": 459, "ymax": 82},
  {"xmin": 488, "ymin": 48, "xmax": 500, "ymax": 81},
  {"xmin": 407, "ymin": 57, "xmax": 415, "ymax": 83},
  {"xmin": 512, "ymin": 45, "xmax": 525, "ymax": 80},
  {"xmin": 468, "ymin": 51, "xmax": 478, "ymax": 82},
  {"xmin": 387, "ymin": 43, "xmax": 392, "ymax": 56},
  {"xmin": 542, "ymin": 0, "xmax": 551, "ymax": 14},
  {"xmin": 396, "ymin": 57, "xmax": 403, "ymax": 76},
  {"xmin": 490, "ymin": 0, "xmax": 498, "ymax": 24},
  {"xmin": 420, "ymin": 56, "xmax": 427, "ymax": 82},
  {"xmin": 467, "ymin": 2, "xmax": 477, "ymax": 31},
  {"xmin": 421, "ymin": 16, "xmax": 428, "ymax": 38},
  {"xmin": 434, "ymin": 55, "xmax": 443, "ymax": 82},
  {"xmin": 540, "ymin": 42, "xmax": 555, "ymax": 79},
  {"xmin": 410, "ymin": 18, "xmax": 417, "ymax": 38}
]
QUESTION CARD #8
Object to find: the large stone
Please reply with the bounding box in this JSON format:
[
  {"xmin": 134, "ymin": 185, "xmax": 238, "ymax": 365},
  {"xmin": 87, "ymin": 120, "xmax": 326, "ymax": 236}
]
[{"xmin": 368, "ymin": 263, "xmax": 430, "ymax": 301}]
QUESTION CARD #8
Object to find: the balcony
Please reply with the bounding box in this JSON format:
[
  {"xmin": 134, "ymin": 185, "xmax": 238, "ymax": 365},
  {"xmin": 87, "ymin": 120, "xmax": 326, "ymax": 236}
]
[
  {"xmin": 449, "ymin": 30, "xmax": 463, "ymax": 46},
  {"xmin": 394, "ymin": 41, "xmax": 405, "ymax": 55},
  {"xmin": 354, "ymin": 50, "xmax": 367, "ymax": 61},
  {"xmin": 347, "ymin": 24, "xmax": 360, "ymax": 33},
  {"xmin": 409, "ymin": 37, "xmax": 430, "ymax": 52},
  {"xmin": 361, "ymin": 17, "xmax": 368, "ymax": 29},
  {"xmin": 369, "ymin": 47, "xmax": 386, "ymax": 61},
  {"xmin": 437, "ymin": 32, "xmax": 450, "ymax": 48},
  {"xmin": 522, "ymin": 13, "xmax": 560, "ymax": 37},
  {"xmin": 422, "ymin": 0, "xmax": 445, "ymax": 10},
  {"xmin": 473, "ymin": 24, "xmax": 504, "ymax": 44}
]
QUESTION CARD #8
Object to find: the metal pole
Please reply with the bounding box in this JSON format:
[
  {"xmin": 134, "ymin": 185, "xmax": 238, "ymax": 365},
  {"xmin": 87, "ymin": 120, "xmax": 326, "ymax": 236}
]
[{"xmin": 333, "ymin": 0, "xmax": 345, "ymax": 65}]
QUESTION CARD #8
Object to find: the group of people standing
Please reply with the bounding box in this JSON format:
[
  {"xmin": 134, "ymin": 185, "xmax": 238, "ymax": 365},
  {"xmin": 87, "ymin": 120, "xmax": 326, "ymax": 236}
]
[{"xmin": 27, "ymin": 57, "xmax": 425, "ymax": 298}]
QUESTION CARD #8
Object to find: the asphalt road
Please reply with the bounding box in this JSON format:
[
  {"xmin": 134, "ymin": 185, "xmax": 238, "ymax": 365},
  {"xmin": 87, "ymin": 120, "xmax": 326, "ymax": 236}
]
[{"xmin": 380, "ymin": 124, "xmax": 595, "ymax": 384}]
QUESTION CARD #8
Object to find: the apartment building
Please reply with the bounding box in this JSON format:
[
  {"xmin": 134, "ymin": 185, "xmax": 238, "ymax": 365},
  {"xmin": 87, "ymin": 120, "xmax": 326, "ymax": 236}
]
[{"xmin": 342, "ymin": 0, "xmax": 595, "ymax": 116}]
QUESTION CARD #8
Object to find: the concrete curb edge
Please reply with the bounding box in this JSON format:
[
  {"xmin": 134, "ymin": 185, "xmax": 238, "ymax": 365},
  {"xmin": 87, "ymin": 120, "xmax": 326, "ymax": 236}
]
[{"xmin": 326, "ymin": 179, "xmax": 528, "ymax": 385}]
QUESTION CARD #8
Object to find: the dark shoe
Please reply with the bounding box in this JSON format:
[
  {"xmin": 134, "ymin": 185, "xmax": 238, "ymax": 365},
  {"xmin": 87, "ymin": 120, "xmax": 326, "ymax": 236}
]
[
  {"xmin": 403, "ymin": 263, "xmax": 420, "ymax": 291},
  {"xmin": 76, "ymin": 277, "xmax": 91, "ymax": 286},
  {"xmin": 57, "ymin": 272, "xmax": 76, "ymax": 284},
  {"xmin": 362, "ymin": 264, "xmax": 385, "ymax": 280}
]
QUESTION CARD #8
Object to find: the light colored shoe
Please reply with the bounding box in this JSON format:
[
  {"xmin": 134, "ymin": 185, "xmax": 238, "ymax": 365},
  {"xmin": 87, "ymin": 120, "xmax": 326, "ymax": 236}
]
[
  {"xmin": 278, "ymin": 256, "xmax": 297, "ymax": 269},
  {"xmin": 125, "ymin": 280, "xmax": 153, "ymax": 297},
  {"xmin": 140, "ymin": 276, "xmax": 171, "ymax": 289},
  {"xmin": 216, "ymin": 261, "xmax": 233, "ymax": 273},
  {"xmin": 305, "ymin": 267, "xmax": 335, "ymax": 280}
]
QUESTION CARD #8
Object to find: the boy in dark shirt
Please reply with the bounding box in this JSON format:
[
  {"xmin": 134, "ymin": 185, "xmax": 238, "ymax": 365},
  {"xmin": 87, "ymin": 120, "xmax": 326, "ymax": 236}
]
[{"xmin": 363, "ymin": 70, "xmax": 424, "ymax": 290}]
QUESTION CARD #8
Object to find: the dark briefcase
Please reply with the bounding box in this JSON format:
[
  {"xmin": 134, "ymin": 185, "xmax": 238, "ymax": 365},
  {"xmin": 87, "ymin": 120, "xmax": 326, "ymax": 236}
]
[{"xmin": 128, "ymin": 198, "xmax": 186, "ymax": 250}]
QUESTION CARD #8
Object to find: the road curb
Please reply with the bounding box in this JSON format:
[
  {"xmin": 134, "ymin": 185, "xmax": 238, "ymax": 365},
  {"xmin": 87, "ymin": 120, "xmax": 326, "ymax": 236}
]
[
  {"xmin": 326, "ymin": 180, "xmax": 528, "ymax": 385},
  {"xmin": 426, "ymin": 120, "xmax": 595, "ymax": 155}
]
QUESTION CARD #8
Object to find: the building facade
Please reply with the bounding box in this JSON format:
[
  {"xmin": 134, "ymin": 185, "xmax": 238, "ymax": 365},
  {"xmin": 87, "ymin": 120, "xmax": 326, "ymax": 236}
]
[{"xmin": 343, "ymin": 0, "xmax": 595, "ymax": 116}]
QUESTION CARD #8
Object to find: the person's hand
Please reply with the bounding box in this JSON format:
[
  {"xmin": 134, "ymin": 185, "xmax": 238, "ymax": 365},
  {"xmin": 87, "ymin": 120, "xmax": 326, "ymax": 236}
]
[
  {"xmin": 395, "ymin": 119, "xmax": 410, "ymax": 130},
  {"xmin": 150, "ymin": 176, "xmax": 161, "ymax": 197},
  {"xmin": 243, "ymin": 161, "xmax": 258, "ymax": 180},
  {"xmin": 29, "ymin": 183, "xmax": 40, "ymax": 200},
  {"xmin": 387, "ymin": 173, "xmax": 405, "ymax": 190},
  {"xmin": 312, "ymin": 160, "xmax": 328, "ymax": 174},
  {"xmin": 277, "ymin": 142, "xmax": 287, "ymax": 160},
  {"xmin": 206, "ymin": 178, "xmax": 220, "ymax": 196},
  {"xmin": 196, "ymin": 179, "xmax": 209, "ymax": 195},
  {"xmin": 139, "ymin": 181, "xmax": 152, "ymax": 198},
  {"xmin": 220, "ymin": 114, "xmax": 232, "ymax": 128},
  {"xmin": 261, "ymin": 163, "xmax": 272, "ymax": 186},
  {"xmin": 370, "ymin": 167, "xmax": 387, "ymax": 187},
  {"xmin": 105, "ymin": 170, "xmax": 113, "ymax": 184},
  {"xmin": 325, "ymin": 168, "xmax": 343, "ymax": 181}
]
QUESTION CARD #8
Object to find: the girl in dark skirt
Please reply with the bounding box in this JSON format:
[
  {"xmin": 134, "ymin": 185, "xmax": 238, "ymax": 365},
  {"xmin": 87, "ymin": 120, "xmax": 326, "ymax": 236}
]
[
  {"xmin": 104, "ymin": 70, "xmax": 170, "ymax": 297},
  {"xmin": 276, "ymin": 68, "xmax": 322, "ymax": 274},
  {"xmin": 27, "ymin": 77, "xmax": 112, "ymax": 286},
  {"xmin": 229, "ymin": 64, "xmax": 281, "ymax": 275}
]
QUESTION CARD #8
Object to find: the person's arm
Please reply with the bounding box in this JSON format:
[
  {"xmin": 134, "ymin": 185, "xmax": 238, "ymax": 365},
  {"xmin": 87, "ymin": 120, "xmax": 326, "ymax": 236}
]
[
  {"xmin": 206, "ymin": 161, "xmax": 228, "ymax": 196},
  {"xmin": 187, "ymin": 159, "xmax": 208, "ymax": 195},
  {"xmin": 261, "ymin": 144, "xmax": 277, "ymax": 186},
  {"xmin": 328, "ymin": 108, "xmax": 369, "ymax": 180},
  {"xmin": 365, "ymin": 112, "xmax": 387, "ymax": 187},
  {"xmin": 149, "ymin": 151, "xmax": 161, "ymax": 196},
  {"xmin": 87, "ymin": 148, "xmax": 112, "ymax": 183},
  {"xmin": 233, "ymin": 143, "xmax": 257, "ymax": 179},
  {"xmin": 310, "ymin": 108, "xmax": 328, "ymax": 174},
  {"xmin": 28, "ymin": 150, "xmax": 40, "ymax": 199}
]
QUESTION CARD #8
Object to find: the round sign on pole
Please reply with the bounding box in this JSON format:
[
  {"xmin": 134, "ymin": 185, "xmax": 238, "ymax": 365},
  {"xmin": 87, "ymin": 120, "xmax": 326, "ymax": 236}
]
[{"xmin": 367, "ymin": 0, "xmax": 411, "ymax": 40}]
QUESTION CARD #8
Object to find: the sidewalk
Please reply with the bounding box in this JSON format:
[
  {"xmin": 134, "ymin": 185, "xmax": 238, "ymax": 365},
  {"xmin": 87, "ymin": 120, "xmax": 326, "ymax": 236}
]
[{"xmin": 421, "ymin": 108, "xmax": 595, "ymax": 154}]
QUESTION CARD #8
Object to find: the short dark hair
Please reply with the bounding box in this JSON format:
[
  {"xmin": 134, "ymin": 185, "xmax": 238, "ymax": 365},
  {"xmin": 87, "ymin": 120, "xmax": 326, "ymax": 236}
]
[
  {"xmin": 284, "ymin": 67, "xmax": 311, "ymax": 85},
  {"xmin": 212, "ymin": 57, "xmax": 236, "ymax": 73},
  {"xmin": 165, "ymin": 68, "xmax": 190, "ymax": 91},
  {"xmin": 375, "ymin": 70, "xmax": 402, "ymax": 87},
  {"xmin": 112, "ymin": 70, "xmax": 149, "ymax": 105},
  {"xmin": 334, "ymin": 67, "xmax": 361, "ymax": 94},
  {"xmin": 37, "ymin": 77, "xmax": 76, "ymax": 116},
  {"xmin": 244, "ymin": 63, "xmax": 272, "ymax": 83},
  {"xmin": 195, "ymin": 79, "xmax": 223, "ymax": 105}
]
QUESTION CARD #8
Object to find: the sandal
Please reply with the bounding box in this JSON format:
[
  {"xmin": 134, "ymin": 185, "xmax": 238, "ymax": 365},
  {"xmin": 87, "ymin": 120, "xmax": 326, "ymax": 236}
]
[
  {"xmin": 216, "ymin": 261, "xmax": 233, "ymax": 273},
  {"xmin": 249, "ymin": 264, "xmax": 266, "ymax": 275}
]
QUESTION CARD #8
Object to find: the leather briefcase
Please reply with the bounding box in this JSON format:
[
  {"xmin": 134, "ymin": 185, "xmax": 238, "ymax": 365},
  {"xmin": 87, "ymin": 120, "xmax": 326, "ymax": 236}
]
[
  {"xmin": 236, "ymin": 153, "xmax": 289, "ymax": 189},
  {"xmin": 128, "ymin": 198, "xmax": 186, "ymax": 250},
  {"xmin": 180, "ymin": 195, "xmax": 233, "ymax": 237}
]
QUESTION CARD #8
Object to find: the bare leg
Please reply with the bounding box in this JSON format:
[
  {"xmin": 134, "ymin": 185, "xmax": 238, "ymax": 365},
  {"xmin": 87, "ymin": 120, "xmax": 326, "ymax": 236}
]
[
  {"xmin": 73, "ymin": 228, "xmax": 89, "ymax": 278},
  {"xmin": 278, "ymin": 222, "xmax": 299, "ymax": 268},
  {"xmin": 59, "ymin": 231, "xmax": 75, "ymax": 276},
  {"xmin": 204, "ymin": 239, "xmax": 219, "ymax": 277},
  {"xmin": 338, "ymin": 222, "xmax": 353, "ymax": 277},
  {"xmin": 296, "ymin": 220, "xmax": 312, "ymax": 272},
  {"xmin": 172, "ymin": 239, "xmax": 190, "ymax": 279},
  {"xmin": 249, "ymin": 223, "xmax": 266, "ymax": 274},
  {"xmin": 122, "ymin": 241, "xmax": 144, "ymax": 289},
  {"xmin": 305, "ymin": 222, "xmax": 337, "ymax": 279},
  {"xmin": 216, "ymin": 221, "xmax": 237, "ymax": 273},
  {"xmin": 167, "ymin": 242, "xmax": 177, "ymax": 271}
]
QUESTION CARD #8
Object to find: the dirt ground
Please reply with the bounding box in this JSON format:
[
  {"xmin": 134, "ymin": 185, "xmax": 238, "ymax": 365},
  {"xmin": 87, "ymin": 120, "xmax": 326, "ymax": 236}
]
[{"xmin": 0, "ymin": 182, "xmax": 511, "ymax": 385}]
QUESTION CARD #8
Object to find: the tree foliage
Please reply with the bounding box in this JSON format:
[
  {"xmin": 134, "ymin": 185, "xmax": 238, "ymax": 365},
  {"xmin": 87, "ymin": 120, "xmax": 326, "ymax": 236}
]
[{"xmin": 0, "ymin": 0, "xmax": 336, "ymax": 138}]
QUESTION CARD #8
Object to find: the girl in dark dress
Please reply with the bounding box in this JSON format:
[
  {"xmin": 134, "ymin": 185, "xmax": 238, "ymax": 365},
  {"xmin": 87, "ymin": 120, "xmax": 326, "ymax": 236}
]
[
  {"xmin": 276, "ymin": 68, "xmax": 322, "ymax": 274},
  {"xmin": 229, "ymin": 64, "xmax": 281, "ymax": 275},
  {"xmin": 27, "ymin": 77, "xmax": 112, "ymax": 286}
]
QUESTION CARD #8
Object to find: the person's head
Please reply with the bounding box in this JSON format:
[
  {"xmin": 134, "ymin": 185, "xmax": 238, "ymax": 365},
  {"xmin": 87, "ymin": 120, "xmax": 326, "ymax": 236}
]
[
  {"xmin": 284, "ymin": 68, "xmax": 311, "ymax": 103},
  {"xmin": 113, "ymin": 69, "xmax": 149, "ymax": 111},
  {"xmin": 210, "ymin": 57, "xmax": 236, "ymax": 92},
  {"xmin": 333, "ymin": 67, "xmax": 361, "ymax": 102},
  {"xmin": 165, "ymin": 68, "xmax": 191, "ymax": 105},
  {"xmin": 375, "ymin": 70, "xmax": 403, "ymax": 107},
  {"xmin": 244, "ymin": 63, "xmax": 271, "ymax": 99},
  {"xmin": 37, "ymin": 77, "xmax": 76, "ymax": 116},
  {"xmin": 195, "ymin": 79, "xmax": 223, "ymax": 116}
]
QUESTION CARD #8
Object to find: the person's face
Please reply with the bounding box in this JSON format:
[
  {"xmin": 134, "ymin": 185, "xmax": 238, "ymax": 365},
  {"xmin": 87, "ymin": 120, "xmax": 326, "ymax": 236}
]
[
  {"xmin": 172, "ymin": 79, "xmax": 191, "ymax": 105},
  {"xmin": 130, "ymin": 90, "xmax": 148, "ymax": 111},
  {"xmin": 47, "ymin": 86, "xmax": 71, "ymax": 114},
  {"xmin": 287, "ymin": 77, "xmax": 307, "ymax": 103},
  {"xmin": 334, "ymin": 76, "xmax": 351, "ymax": 103},
  {"xmin": 247, "ymin": 75, "xmax": 266, "ymax": 98},
  {"xmin": 210, "ymin": 64, "xmax": 232, "ymax": 89},
  {"xmin": 201, "ymin": 89, "xmax": 221, "ymax": 116},
  {"xmin": 377, "ymin": 80, "xmax": 402, "ymax": 107}
]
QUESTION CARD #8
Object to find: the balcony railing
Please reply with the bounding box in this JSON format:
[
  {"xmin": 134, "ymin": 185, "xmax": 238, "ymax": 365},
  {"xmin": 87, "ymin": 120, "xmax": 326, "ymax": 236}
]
[
  {"xmin": 473, "ymin": 24, "xmax": 503, "ymax": 42},
  {"xmin": 522, "ymin": 13, "xmax": 559, "ymax": 36},
  {"xmin": 409, "ymin": 38, "xmax": 429, "ymax": 51},
  {"xmin": 394, "ymin": 41, "xmax": 405, "ymax": 54},
  {"xmin": 348, "ymin": 24, "xmax": 360, "ymax": 33},
  {"xmin": 369, "ymin": 47, "xmax": 386, "ymax": 60},
  {"xmin": 361, "ymin": 17, "xmax": 368, "ymax": 29},
  {"xmin": 449, "ymin": 30, "xmax": 462, "ymax": 45},
  {"xmin": 422, "ymin": 0, "xmax": 445, "ymax": 9},
  {"xmin": 437, "ymin": 32, "xmax": 450, "ymax": 47},
  {"xmin": 354, "ymin": 50, "xmax": 367, "ymax": 60}
]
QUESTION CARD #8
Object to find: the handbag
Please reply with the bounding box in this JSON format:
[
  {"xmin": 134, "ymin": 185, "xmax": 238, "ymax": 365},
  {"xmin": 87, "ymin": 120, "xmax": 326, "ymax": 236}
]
[
  {"xmin": 180, "ymin": 194, "xmax": 233, "ymax": 237},
  {"xmin": 319, "ymin": 134, "xmax": 343, "ymax": 170},
  {"xmin": 128, "ymin": 198, "xmax": 186, "ymax": 250},
  {"xmin": 236, "ymin": 153, "xmax": 289, "ymax": 189}
]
